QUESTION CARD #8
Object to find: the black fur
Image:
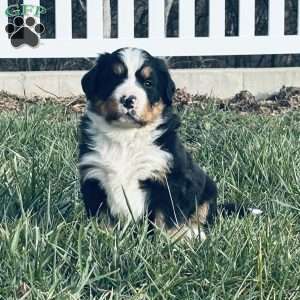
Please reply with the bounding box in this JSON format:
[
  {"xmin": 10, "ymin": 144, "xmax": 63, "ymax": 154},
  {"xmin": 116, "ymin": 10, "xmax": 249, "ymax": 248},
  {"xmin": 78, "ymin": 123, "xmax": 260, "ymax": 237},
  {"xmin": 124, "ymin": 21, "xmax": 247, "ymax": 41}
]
[
  {"xmin": 81, "ymin": 49, "xmax": 175, "ymax": 107},
  {"xmin": 79, "ymin": 48, "xmax": 258, "ymax": 233},
  {"xmin": 143, "ymin": 108, "xmax": 217, "ymax": 228},
  {"xmin": 79, "ymin": 108, "xmax": 218, "ymax": 226},
  {"xmin": 81, "ymin": 52, "xmax": 125, "ymax": 101}
]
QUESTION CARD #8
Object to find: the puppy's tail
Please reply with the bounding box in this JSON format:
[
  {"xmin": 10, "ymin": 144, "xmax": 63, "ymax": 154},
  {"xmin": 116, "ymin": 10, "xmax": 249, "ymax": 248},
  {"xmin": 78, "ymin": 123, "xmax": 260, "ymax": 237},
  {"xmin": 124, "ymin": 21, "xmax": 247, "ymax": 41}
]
[{"xmin": 217, "ymin": 203, "xmax": 263, "ymax": 218}]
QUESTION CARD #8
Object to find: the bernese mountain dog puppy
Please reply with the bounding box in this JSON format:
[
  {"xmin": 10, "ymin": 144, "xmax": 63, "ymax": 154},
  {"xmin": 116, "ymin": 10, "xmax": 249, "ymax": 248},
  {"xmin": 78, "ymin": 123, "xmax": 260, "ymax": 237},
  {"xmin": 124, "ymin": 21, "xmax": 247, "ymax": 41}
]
[{"xmin": 79, "ymin": 47, "xmax": 261, "ymax": 239}]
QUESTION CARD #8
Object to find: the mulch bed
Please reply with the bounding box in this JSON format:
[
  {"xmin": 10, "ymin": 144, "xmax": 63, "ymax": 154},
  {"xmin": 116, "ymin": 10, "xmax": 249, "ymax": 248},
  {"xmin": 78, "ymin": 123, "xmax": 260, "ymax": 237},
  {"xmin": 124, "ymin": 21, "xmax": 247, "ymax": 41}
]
[
  {"xmin": 174, "ymin": 86, "xmax": 300, "ymax": 115},
  {"xmin": 1, "ymin": 86, "xmax": 300, "ymax": 115},
  {"xmin": 0, "ymin": 91, "xmax": 86, "ymax": 113}
]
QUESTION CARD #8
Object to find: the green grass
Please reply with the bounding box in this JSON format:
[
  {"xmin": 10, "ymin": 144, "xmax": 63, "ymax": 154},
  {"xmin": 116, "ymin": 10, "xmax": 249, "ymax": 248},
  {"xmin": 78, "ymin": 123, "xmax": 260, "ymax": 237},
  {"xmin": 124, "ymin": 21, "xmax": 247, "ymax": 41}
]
[{"xmin": 0, "ymin": 103, "xmax": 300, "ymax": 299}]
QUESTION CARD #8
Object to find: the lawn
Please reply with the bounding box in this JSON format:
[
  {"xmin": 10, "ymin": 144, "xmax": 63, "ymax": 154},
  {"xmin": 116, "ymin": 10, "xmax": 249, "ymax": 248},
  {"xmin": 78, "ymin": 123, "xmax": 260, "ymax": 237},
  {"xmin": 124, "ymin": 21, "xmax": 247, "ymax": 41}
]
[{"xmin": 0, "ymin": 102, "xmax": 299, "ymax": 299}]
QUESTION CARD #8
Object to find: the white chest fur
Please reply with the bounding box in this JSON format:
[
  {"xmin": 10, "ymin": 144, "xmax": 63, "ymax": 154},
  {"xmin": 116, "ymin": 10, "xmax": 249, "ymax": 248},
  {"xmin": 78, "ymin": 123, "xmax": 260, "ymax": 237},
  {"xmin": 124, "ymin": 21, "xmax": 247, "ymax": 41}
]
[{"xmin": 80, "ymin": 112, "xmax": 173, "ymax": 221}]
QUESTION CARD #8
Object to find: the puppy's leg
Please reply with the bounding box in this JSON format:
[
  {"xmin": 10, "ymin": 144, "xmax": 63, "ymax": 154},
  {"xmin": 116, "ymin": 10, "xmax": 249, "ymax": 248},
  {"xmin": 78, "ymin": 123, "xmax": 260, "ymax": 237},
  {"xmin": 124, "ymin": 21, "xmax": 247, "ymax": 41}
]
[
  {"xmin": 80, "ymin": 178, "xmax": 107, "ymax": 217},
  {"xmin": 201, "ymin": 175, "xmax": 218, "ymax": 225},
  {"xmin": 154, "ymin": 209, "xmax": 208, "ymax": 241},
  {"xmin": 163, "ymin": 178, "xmax": 217, "ymax": 241}
]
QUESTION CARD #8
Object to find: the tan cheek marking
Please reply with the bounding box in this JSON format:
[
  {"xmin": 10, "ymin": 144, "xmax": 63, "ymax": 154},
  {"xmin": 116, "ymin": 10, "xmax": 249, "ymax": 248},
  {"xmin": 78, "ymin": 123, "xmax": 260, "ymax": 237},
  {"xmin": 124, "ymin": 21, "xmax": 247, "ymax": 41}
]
[
  {"xmin": 140, "ymin": 100, "xmax": 165, "ymax": 125},
  {"xmin": 94, "ymin": 99, "xmax": 120, "ymax": 121},
  {"xmin": 141, "ymin": 66, "xmax": 152, "ymax": 79}
]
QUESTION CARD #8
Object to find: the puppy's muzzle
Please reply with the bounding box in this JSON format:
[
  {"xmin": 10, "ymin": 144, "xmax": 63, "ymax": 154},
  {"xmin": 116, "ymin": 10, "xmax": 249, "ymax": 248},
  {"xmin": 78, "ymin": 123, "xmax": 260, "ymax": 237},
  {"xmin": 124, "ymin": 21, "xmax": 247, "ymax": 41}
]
[{"xmin": 120, "ymin": 95, "xmax": 136, "ymax": 110}]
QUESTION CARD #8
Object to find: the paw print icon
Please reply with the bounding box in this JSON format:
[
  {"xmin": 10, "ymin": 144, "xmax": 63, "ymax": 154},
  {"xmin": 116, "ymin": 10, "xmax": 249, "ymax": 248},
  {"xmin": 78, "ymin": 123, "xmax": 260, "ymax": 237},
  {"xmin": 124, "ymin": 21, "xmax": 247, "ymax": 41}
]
[{"xmin": 5, "ymin": 16, "xmax": 45, "ymax": 48}]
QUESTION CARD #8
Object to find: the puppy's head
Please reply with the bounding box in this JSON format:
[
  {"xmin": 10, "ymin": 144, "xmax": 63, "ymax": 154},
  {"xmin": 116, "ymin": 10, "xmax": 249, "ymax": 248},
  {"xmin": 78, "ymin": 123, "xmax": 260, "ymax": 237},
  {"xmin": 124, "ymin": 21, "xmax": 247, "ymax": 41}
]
[{"xmin": 81, "ymin": 48, "xmax": 175, "ymax": 127}]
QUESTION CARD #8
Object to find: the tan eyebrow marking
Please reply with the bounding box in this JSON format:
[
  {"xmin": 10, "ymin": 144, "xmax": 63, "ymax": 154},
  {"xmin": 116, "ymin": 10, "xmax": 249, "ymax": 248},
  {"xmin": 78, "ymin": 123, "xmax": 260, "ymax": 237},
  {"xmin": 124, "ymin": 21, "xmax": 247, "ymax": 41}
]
[{"xmin": 140, "ymin": 66, "xmax": 153, "ymax": 79}]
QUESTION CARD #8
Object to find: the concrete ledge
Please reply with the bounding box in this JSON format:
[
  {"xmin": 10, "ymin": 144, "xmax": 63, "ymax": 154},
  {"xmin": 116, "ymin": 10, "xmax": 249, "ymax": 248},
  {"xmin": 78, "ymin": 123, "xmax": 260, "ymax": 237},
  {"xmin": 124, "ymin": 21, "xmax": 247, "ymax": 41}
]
[{"xmin": 1, "ymin": 68, "xmax": 300, "ymax": 99}]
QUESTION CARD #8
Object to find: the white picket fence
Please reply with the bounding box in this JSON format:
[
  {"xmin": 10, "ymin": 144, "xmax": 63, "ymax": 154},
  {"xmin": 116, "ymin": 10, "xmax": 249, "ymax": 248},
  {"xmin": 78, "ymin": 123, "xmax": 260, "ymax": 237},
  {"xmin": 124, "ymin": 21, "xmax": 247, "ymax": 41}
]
[{"xmin": 0, "ymin": 0, "xmax": 300, "ymax": 58}]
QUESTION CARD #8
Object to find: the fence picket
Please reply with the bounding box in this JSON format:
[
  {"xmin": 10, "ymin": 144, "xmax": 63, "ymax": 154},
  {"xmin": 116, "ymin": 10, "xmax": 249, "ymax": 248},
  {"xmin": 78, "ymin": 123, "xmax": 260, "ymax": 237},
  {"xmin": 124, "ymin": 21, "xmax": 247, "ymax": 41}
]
[
  {"xmin": 23, "ymin": 0, "xmax": 41, "ymax": 38},
  {"xmin": 55, "ymin": 0, "xmax": 72, "ymax": 39},
  {"xmin": 179, "ymin": 0, "xmax": 195, "ymax": 38},
  {"xmin": 298, "ymin": 0, "xmax": 300, "ymax": 35},
  {"xmin": 0, "ymin": 0, "xmax": 298, "ymax": 58},
  {"xmin": 87, "ymin": 0, "xmax": 103, "ymax": 39},
  {"xmin": 239, "ymin": 0, "xmax": 255, "ymax": 37},
  {"xmin": 149, "ymin": 0, "xmax": 165, "ymax": 38},
  {"xmin": 0, "ymin": 0, "xmax": 8, "ymax": 40},
  {"xmin": 23, "ymin": 0, "xmax": 40, "ymax": 16},
  {"xmin": 269, "ymin": 0, "xmax": 285, "ymax": 36},
  {"xmin": 209, "ymin": 0, "xmax": 225, "ymax": 37},
  {"xmin": 118, "ymin": 0, "xmax": 134, "ymax": 38}
]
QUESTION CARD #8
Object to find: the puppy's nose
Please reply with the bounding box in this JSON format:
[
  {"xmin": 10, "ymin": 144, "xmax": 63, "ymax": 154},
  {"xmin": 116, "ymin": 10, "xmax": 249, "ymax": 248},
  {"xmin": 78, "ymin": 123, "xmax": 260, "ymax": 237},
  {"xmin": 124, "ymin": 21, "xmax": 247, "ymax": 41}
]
[{"xmin": 120, "ymin": 95, "xmax": 136, "ymax": 109}]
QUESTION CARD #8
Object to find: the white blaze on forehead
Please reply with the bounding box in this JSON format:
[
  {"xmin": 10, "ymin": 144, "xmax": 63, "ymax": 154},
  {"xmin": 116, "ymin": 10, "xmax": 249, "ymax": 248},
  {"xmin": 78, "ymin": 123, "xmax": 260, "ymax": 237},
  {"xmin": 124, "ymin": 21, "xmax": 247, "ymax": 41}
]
[
  {"xmin": 111, "ymin": 48, "xmax": 149, "ymax": 117},
  {"xmin": 119, "ymin": 48, "xmax": 147, "ymax": 77}
]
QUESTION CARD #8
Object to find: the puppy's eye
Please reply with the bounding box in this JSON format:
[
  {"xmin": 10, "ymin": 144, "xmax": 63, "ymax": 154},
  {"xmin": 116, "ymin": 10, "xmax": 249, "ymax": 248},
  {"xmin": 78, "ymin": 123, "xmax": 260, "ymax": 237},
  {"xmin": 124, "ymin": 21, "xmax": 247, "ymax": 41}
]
[{"xmin": 144, "ymin": 80, "xmax": 152, "ymax": 88}]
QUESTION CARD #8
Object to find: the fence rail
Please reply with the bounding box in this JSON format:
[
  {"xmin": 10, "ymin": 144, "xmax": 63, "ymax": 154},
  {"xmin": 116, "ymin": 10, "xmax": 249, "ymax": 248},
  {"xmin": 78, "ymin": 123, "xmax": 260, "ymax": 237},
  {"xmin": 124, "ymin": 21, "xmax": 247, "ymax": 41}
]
[{"xmin": 0, "ymin": 0, "xmax": 299, "ymax": 58}]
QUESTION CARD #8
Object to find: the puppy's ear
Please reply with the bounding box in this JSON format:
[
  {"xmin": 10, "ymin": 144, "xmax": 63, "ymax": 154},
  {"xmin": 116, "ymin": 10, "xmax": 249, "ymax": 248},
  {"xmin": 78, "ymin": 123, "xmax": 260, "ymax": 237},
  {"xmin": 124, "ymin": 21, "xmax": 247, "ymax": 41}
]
[
  {"xmin": 81, "ymin": 53, "xmax": 111, "ymax": 100},
  {"xmin": 164, "ymin": 72, "xmax": 176, "ymax": 106},
  {"xmin": 81, "ymin": 66, "xmax": 97, "ymax": 100},
  {"xmin": 155, "ymin": 58, "xmax": 176, "ymax": 106}
]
